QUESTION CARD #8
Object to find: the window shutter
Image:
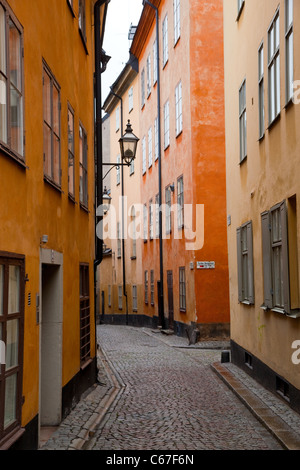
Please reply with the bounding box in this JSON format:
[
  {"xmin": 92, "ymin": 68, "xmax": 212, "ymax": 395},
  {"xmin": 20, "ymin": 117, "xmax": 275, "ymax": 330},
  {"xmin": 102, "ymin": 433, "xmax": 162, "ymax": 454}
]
[
  {"xmin": 247, "ymin": 221, "xmax": 255, "ymax": 304},
  {"xmin": 236, "ymin": 227, "xmax": 243, "ymax": 302},
  {"xmin": 261, "ymin": 211, "xmax": 273, "ymax": 308},
  {"xmin": 280, "ymin": 201, "xmax": 290, "ymax": 313}
]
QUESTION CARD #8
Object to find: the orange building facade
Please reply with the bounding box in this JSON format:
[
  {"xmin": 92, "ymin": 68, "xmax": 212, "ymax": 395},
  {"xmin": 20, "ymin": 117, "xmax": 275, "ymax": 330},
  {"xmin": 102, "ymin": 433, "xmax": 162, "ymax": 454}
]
[
  {"xmin": 0, "ymin": 0, "xmax": 108, "ymax": 449},
  {"xmin": 101, "ymin": 0, "xmax": 230, "ymax": 340}
]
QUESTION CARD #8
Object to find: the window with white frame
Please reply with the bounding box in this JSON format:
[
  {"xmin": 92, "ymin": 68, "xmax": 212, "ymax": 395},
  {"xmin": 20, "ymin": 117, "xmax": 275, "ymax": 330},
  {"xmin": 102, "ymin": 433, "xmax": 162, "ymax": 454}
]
[
  {"xmin": 79, "ymin": 0, "xmax": 86, "ymax": 43},
  {"xmin": 173, "ymin": 0, "xmax": 180, "ymax": 45},
  {"xmin": 149, "ymin": 199, "xmax": 154, "ymax": 240},
  {"xmin": 143, "ymin": 204, "xmax": 148, "ymax": 241},
  {"xmin": 132, "ymin": 285, "xmax": 138, "ymax": 311},
  {"xmin": 285, "ymin": 0, "xmax": 293, "ymax": 103},
  {"xmin": 141, "ymin": 68, "xmax": 145, "ymax": 108},
  {"xmin": 79, "ymin": 123, "xmax": 88, "ymax": 207},
  {"xmin": 148, "ymin": 127, "xmax": 153, "ymax": 168},
  {"xmin": 131, "ymin": 206, "xmax": 137, "ymax": 258},
  {"xmin": 147, "ymin": 53, "xmax": 151, "ymax": 97},
  {"xmin": 68, "ymin": 105, "xmax": 75, "ymax": 197},
  {"xmin": 116, "ymin": 154, "xmax": 121, "ymax": 185},
  {"xmin": 117, "ymin": 221, "xmax": 121, "ymax": 258},
  {"xmin": 154, "ymin": 117, "xmax": 158, "ymax": 161},
  {"xmin": 0, "ymin": 2, "xmax": 24, "ymax": 160},
  {"xmin": 129, "ymin": 86, "xmax": 133, "ymax": 112},
  {"xmin": 164, "ymin": 100, "xmax": 170, "ymax": 149},
  {"xmin": 239, "ymin": 80, "xmax": 247, "ymax": 162},
  {"xmin": 258, "ymin": 44, "xmax": 265, "ymax": 139},
  {"xmin": 155, "ymin": 194, "xmax": 159, "ymax": 238},
  {"xmin": 142, "ymin": 136, "xmax": 146, "ymax": 175},
  {"xmin": 268, "ymin": 10, "xmax": 280, "ymax": 124},
  {"xmin": 165, "ymin": 186, "xmax": 172, "ymax": 234},
  {"xmin": 175, "ymin": 81, "xmax": 182, "ymax": 136},
  {"xmin": 177, "ymin": 176, "xmax": 184, "ymax": 229},
  {"xmin": 162, "ymin": 15, "xmax": 168, "ymax": 67},
  {"xmin": 153, "ymin": 38, "xmax": 157, "ymax": 85},
  {"xmin": 150, "ymin": 270, "xmax": 155, "ymax": 305}
]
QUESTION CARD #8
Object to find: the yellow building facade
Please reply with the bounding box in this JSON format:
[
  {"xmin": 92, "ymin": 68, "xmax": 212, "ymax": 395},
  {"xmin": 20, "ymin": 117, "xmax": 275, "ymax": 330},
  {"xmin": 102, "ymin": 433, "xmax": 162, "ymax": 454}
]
[
  {"xmin": 224, "ymin": 0, "xmax": 300, "ymax": 412},
  {"xmin": 0, "ymin": 0, "xmax": 108, "ymax": 449}
]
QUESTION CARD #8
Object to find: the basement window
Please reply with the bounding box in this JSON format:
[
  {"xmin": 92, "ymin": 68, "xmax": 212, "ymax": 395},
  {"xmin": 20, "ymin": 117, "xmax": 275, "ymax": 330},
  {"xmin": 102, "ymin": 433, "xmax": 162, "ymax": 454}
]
[
  {"xmin": 244, "ymin": 351, "xmax": 253, "ymax": 369},
  {"xmin": 276, "ymin": 376, "xmax": 290, "ymax": 402}
]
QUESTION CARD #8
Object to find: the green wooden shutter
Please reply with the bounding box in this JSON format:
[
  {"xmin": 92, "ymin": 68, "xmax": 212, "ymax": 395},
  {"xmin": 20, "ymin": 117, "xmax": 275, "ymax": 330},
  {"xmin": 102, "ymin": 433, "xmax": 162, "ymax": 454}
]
[
  {"xmin": 237, "ymin": 227, "xmax": 243, "ymax": 302},
  {"xmin": 280, "ymin": 201, "xmax": 290, "ymax": 313},
  {"xmin": 261, "ymin": 211, "xmax": 273, "ymax": 308}
]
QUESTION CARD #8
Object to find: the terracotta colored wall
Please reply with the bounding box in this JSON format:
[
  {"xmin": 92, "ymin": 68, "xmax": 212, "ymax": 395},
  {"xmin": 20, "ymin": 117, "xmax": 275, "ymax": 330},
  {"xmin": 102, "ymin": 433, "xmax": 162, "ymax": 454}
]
[{"xmin": 0, "ymin": 0, "xmax": 97, "ymax": 427}]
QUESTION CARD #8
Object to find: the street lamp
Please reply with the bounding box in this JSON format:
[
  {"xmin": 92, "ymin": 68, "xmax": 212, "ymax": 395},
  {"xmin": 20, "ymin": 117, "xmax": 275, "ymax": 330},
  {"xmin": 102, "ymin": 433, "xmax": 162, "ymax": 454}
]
[
  {"xmin": 119, "ymin": 120, "xmax": 139, "ymax": 165},
  {"xmin": 102, "ymin": 186, "xmax": 112, "ymax": 214}
]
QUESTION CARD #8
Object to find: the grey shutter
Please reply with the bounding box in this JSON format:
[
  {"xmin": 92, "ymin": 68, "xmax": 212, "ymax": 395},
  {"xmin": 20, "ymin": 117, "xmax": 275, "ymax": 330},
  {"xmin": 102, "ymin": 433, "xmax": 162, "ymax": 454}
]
[
  {"xmin": 280, "ymin": 201, "xmax": 290, "ymax": 313},
  {"xmin": 261, "ymin": 211, "xmax": 273, "ymax": 308},
  {"xmin": 247, "ymin": 221, "xmax": 255, "ymax": 304},
  {"xmin": 237, "ymin": 227, "xmax": 243, "ymax": 302}
]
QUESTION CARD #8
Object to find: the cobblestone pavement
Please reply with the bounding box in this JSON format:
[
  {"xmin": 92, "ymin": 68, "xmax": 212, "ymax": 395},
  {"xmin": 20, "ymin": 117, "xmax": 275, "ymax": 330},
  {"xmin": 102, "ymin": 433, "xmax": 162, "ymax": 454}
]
[{"xmin": 83, "ymin": 325, "xmax": 282, "ymax": 451}]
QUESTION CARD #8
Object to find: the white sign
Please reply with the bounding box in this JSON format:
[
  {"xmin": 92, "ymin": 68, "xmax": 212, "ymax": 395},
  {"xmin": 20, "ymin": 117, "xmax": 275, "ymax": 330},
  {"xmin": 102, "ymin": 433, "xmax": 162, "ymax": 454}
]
[{"xmin": 197, "ymin": 261, "xmax": 215, "ymax": 270}]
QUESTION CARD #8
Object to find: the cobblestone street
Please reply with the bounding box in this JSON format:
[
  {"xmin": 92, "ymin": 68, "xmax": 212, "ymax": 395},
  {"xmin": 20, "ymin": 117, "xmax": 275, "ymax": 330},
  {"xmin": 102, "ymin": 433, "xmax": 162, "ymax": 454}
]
[{"xmin": 84, "ymin": 325, "xmax": 281, "ymax": 451}]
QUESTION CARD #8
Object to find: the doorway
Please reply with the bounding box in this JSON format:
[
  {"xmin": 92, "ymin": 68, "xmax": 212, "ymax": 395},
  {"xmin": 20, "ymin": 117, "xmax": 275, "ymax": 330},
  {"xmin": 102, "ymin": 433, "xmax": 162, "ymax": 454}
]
[
  {"xmin": 40, "ymin": 261, "xmax": 63, "ymax": 428},
  {"xmin": 167, "ymin": 271, "xmax": 174, "ymax": 330}
]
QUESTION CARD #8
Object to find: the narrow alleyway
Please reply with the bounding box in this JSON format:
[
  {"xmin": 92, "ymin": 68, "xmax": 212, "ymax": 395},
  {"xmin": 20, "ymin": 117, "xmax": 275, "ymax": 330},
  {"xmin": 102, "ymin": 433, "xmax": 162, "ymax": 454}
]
[{"xmin": 83, "ymin": 325, "xmax": 281, "ymax": 451}]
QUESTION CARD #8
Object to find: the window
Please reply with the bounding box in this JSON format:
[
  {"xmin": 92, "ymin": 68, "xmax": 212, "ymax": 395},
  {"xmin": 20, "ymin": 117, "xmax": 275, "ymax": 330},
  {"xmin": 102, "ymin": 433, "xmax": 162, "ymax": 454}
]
[
  {"xmin": 258, "ymin": 44, "xmax": 265, "ymax": 139},
  {"xmin": 165, "ymin": 186, "xmax": 172, "ymax": 234},
  {"xmin": 80, "ymin": 264, "xmax": 90, "ymax": 365},
  {"xmin": 132, "ymin": 285, "xmax": 138, "ymax": 311},
  {"xmin": 141, "ymin": 68, "xmax": 145, "ymax": 108},
  {"xmin": 239, "ymin": 80, "xmax": 247, "ymax": 162},
  {"xmin": 117, "ymin": 222, "xmax": 121, "ymax": 258},
  {"xmin": 0, "ymin": 2, "xmax": 24, "ymax": 160},
  {"xmin": 43, "ymin": 63, "xmax": 61, "ymax": 187},
  {"xmin": 285, "ymin": 0, "xmax": 293, "ymax": 103},
  {"xmin": 144, "ymin": 271, "xmax": 148, "ymax": 304},
  {"xmin": 116, "ymin": 106, "xmax": 120, "ymax": 132},
  {"xmin": 78, "ymin": 0, "xmax": 86, "ymax": 43},
  {"xmin": 142, "ymin": 137, "xmax": 146, "ymax": 175},
  {"xmin": 149, "ymin": 199, "xmax": 154, "ymax": 240},
  {"xmin": 143, "ymin": 204, "xmax": 148, "ymax": 241},
  {"xmin": 236, "ymin": 221, "xmax": 254, "ymax": 305},
  {"xmin": 162, "ymin": 15, "xmax": 168, "ymax": 67},
  {"xmin": 129, "ymin": 86, "xmax": 133, "ymax": 112},
  {"xmin": 116, "ymin": 154, "xmax": 121, "ymax": 185},
  {"xmin": 0, "ymin": 255, "xmax": 25, "ymax": 447},
  {"xmin": 179, "ymin": 267, "xmax": 186, "ymax": 311},
  {"xmin": 153, "ymin": 39, "xmax": 157, "ymax": 85},
  {"xmin": 177, "ymin": 176, "xmax": 184, "ymax": 229},
  {"xmin": 173, "ymin": 0, "xmax": 180, "ymax": 45},
  {"xmin": 108, "ymin": 285, "xmax": 111, "ymax": 307},
  {"xmin": 164, "ymin": 100, "xmax": 170, "ymax": 149},
  {"xmin": 131, "ymin": 206, "xmax": 136, "ymax": 258},
  {"xmin": 261, "ymin": 199, "xmax": 299, "ymax": 314},
  {"xmin": 67, "ymin": 0, "xmax": 75, "ymax": 16},
  {"xmin": 147, "ymin": 53, "xmax": 151, "ymax": 97},
  {"xmin": 154, "ymin": 117, "xmax": 159, "ymax": 161},
  {"xmin": 118, "ymin": 286, "xmax": 123, "ymax": 310},
  {"xmin": 268, "ymin": 10, "xmax": 280, "ymax": 124},
  {"xmin": 150, "ymin": 270, "xmax": 155, "ymax": 305},
  {"xmin": 148, "ymin": 127, "xmax": 152, "ymax": 168},
  {"xmin": 237, "ymin": 0, "xmax": 245, "ymax": 18},
  {"xmin": 79, "ymin": 123, "xmax": 88, "ymax": 207},
  {"xmin": 175, "ymin": 81, "xmax": 182, "ymax": 136},
  {"xmin": 68, "ymin": 105, "xmax": 75, "ymax": 197}
]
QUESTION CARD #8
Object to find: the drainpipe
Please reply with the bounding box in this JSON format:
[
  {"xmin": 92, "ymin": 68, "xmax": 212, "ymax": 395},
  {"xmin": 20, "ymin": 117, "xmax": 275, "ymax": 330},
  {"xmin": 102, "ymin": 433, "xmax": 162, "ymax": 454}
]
[
  {"xmin": 94, "ymin": 0, "xmax": 110, "ymax": 368},
  {"xmin": 143, "ymin": 0, "xmax": 165, "ymax": 329},
  {"xmin": 110, "ymin": 89, "xmax": 129, "ymax": 326}
]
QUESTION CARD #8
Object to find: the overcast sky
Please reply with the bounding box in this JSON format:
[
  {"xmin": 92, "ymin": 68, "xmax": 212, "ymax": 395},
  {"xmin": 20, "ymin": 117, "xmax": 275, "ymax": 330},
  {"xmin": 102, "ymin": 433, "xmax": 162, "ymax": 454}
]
[{"xmin": 102, "ymin": 0, "xmax": 143, "ymax": 104}]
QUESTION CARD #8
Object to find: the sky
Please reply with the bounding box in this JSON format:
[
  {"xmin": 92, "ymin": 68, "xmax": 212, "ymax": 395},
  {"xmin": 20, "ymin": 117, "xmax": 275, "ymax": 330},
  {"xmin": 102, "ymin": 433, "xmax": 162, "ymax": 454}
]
[{"xmin": 102, "ymin": 0, "xmax": 144, "ymax": 104}]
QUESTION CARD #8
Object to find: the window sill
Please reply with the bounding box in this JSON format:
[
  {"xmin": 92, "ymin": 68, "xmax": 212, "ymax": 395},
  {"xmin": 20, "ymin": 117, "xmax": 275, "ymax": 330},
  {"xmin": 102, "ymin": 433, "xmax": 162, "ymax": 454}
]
[
  {"xmin": 239, "ymin": 155, "xmax": 247, "ymax": 166},
  {"xmin": 66, "ymin": 0, "xmax": 76, "ymax": 17},
  {"xmin": 44, "ymin": 176, "xmax": 62, "ymax": 193},
  {"xmin": 258, "ymin": 133, "xmax": 265, "ymax": 142},
  {"xmin": 68, "ymin": 194, "xmax": 76, "ymax": 204},
  {"xmin": 236, "ymin": 3, "xmax": 245, "ymax": 21},
  {"xmin": 174, "ymin": 36, "xmax": 180, "ymax": 48},
  {"xmin": 180, "ymin": 309, "xmax": 186, "ymax": 313},
  {"xmin": 79, "ymin": 202, "xmax": 89, "ymax": 213},
  {"xmin": 163, "ymin": 59, "xmax": 169, "ymax": 70},
  {"xmin": 0, "ymin": 143, "xmax": 27, "ymax": 169},
  {"xmin": 284, "ymin": 97, "xmax": 294, "ymax": 111},
  {"xmin": 267, "ymin": 113, "xmax": 281, "ymax": 131},
  {"xmin": 79, "ymin": 28, "xmax": 88, "ymax": 55},
  {"xmin": 241, "ymin": 300, "xmax": 254, "ymax": 306},
  {"xmin": 0, "ymin": 426, "xmax": 25, "ymax": 450},
  {"xmin": 80, "ymin": 358, "xmax": 93, "ymax": 371},
  {"xmin": 130, "ymin": 256, "xmax": 136, "ymax": 260},
  {"xmin": 176, "ymin": 130, "xmax": 183, "ymax": 139}
]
